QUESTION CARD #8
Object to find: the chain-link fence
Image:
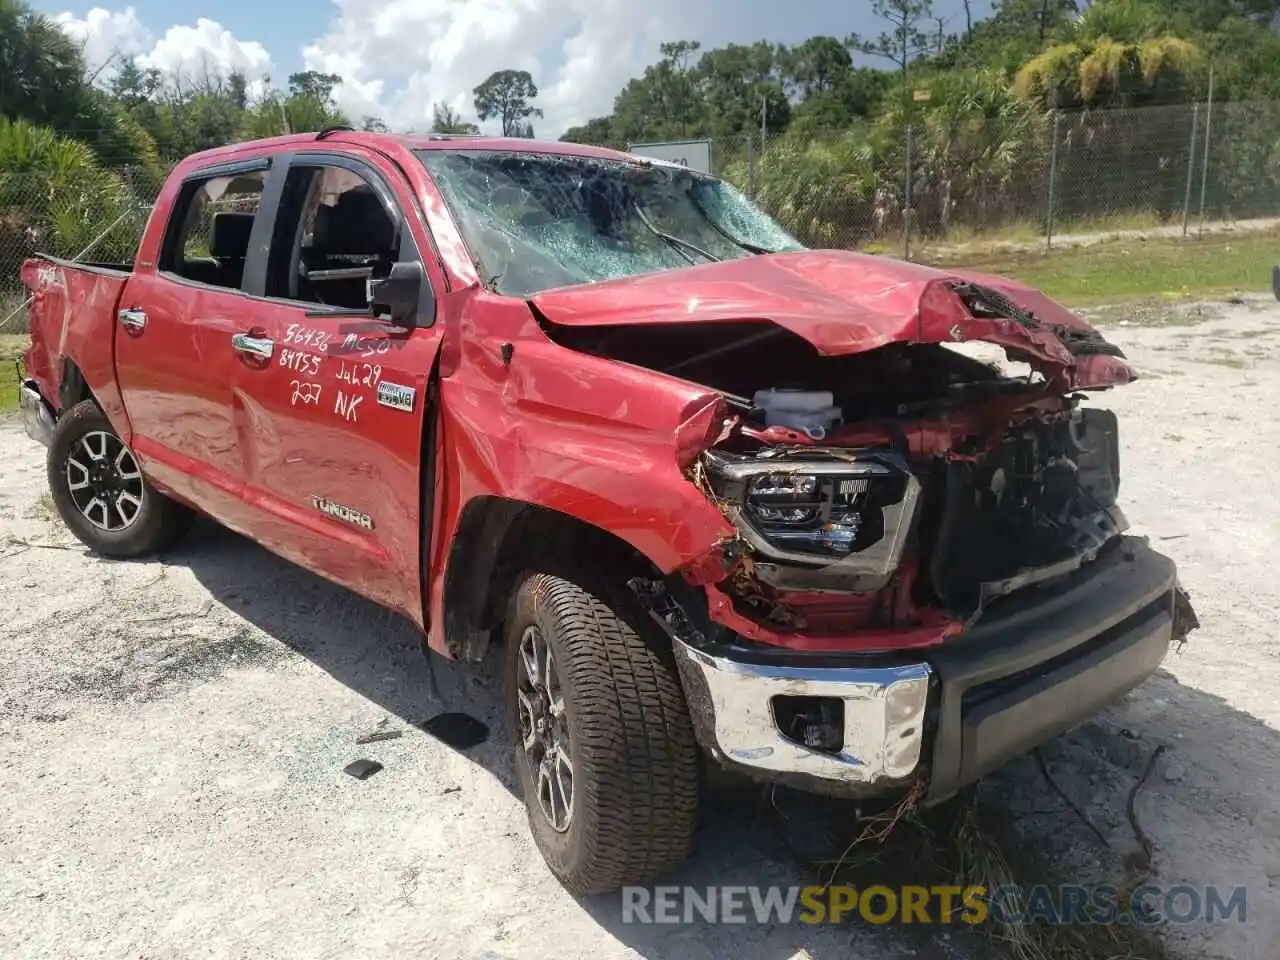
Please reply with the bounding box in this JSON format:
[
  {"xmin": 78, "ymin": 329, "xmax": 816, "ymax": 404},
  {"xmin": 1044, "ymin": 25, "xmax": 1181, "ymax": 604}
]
[
  {"xmin": 4, "ymin": 99, "xmax": 1280, "ymax": 331},
  {"xmin": 0, "ymin": 165, "xmax": 167, "ymax": 330},
  {"xmin": 648, "ymin": 100, "xmax": 1280, "ymax": 259}
]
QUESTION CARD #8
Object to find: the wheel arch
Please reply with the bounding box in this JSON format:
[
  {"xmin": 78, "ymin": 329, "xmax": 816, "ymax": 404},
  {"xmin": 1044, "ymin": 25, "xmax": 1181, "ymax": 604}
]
[
  {"xmin": 57, "ymin": 357, "xmax": 93, "ymax": 412},
  {"xmin": 442, "ymin": 496, "xmax": 668, "ymax": 662}
]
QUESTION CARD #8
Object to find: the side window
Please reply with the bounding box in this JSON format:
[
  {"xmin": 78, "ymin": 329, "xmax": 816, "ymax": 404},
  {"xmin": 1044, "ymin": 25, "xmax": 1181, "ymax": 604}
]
[
  {"xmin": 159, "ymin": 170, "xmax": 266, "ymax": 289},
  {"xmin": 265, "ymin": 164, "xmax": 402, "ymax": 309}
]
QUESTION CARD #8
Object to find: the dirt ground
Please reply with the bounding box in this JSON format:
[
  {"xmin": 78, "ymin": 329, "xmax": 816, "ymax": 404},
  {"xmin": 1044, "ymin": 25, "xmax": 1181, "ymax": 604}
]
[{"xmin": 3, "ymin": 298, "xmax": 1279, "ymax": 960}]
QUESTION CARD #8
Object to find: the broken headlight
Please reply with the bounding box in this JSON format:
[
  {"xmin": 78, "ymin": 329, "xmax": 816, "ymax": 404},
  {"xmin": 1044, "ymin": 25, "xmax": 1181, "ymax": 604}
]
[{"xmin": 702, "ymin": 450, "xmax": 921, "ymax": 591}]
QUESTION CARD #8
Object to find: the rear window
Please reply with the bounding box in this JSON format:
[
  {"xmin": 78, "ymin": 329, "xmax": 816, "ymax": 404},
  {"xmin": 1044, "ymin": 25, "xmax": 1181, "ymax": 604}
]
[{"xmin": 159, "ymin": 171, "xmax": 266, "ymax": 289}]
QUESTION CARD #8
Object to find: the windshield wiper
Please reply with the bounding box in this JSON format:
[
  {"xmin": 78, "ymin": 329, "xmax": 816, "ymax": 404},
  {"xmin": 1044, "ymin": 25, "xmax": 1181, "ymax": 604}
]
[{"xmin": 633, "ymin": 203, "xmax": 720, "ymax": 264}]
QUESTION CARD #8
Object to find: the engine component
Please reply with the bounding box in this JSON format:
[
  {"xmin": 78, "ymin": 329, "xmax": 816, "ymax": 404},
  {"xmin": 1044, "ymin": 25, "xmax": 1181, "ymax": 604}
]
[{"xmin": 752, "ymin": 388, "xmax": 843, "ymax": 439}]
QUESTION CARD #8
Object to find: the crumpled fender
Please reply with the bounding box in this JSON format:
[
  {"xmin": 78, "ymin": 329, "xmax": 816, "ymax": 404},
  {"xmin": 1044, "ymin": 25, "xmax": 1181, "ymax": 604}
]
[{"xmin": 424, "ymin": 294, "xmax": 735, "ymax": 652}]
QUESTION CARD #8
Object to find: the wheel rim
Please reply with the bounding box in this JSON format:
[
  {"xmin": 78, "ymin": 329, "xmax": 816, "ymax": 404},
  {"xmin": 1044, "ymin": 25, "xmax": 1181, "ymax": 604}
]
[
  {"xmin": 516, "ymin": 625, "xmax": 574, "ymax": 832},
  {"xmin": 64, "ymin": 430, "xmax": 145, "ymax": 532}
]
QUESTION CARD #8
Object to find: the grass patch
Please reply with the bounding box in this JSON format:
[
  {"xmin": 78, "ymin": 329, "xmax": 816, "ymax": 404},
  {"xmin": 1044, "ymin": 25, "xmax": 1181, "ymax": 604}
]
[
  {"xmin": 922, "ymin": 231, "xmax": 1280, "ymax": 307},
  {"xmin": 0, "ymin": 334, "xmax": 29, "ymax": 412}
]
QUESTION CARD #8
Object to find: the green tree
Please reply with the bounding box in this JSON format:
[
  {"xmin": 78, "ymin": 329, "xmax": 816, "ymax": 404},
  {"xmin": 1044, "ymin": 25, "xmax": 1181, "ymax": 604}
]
[
  {"xmin": 852, "ymin": 0, "xmax": 937, "ymax": 90},
  {"xmin": 560, "ymin": 116, "xmax": 617, "ymax": 144},
  {"xmin": 0, "ymin": 0, "xmax": 84, "ymax": 126},
  {"xmin": 782, "ymin": 37, "xmax": 893, "ymax": 132},
  {"xmin": 284, "ymin": 70, "xmax": 347, "ymax": 132},
  {"xmin": 430, "ymin": 103, "xmax": 480, "ymax": 134},
  {"xmin": 694, "ymin": 41, "xmax": 788, "ymax": 138},
  {"xmin": 473, "ymin": 69, "xmax": 543, "ymax": 136}
]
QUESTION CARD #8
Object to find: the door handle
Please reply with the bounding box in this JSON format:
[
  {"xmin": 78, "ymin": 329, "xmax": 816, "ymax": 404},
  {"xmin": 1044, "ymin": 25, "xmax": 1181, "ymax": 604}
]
[
  {"xmin": 118, "ymin": 307, "xmax": 147, "ymax": 331},
  {"xmin": 231, "ymin": 333, "xmax": 275, "ymax": 360}
]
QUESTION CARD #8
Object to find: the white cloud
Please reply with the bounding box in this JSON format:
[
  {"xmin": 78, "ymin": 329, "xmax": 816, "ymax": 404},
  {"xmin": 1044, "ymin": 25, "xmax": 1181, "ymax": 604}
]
[
  {"xmin": 137, "ymin": 19, "xmax": 273, "ymax": 85},
  {"xmin": 55, "ymin": 10, "xmax": 273, "ymax": 88},
  {"xmin": 301, "ymin": 0, "xmax": 704, "ymax": 136},
  {"xmin": 54, "ymin": 7, "xmax": 152, "ymax": 75}
]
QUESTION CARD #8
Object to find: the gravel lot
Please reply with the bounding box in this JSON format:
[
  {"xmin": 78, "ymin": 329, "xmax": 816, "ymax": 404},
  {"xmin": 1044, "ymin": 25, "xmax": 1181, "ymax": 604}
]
[{"xmin": 3, "ymin": 298, "xmax": 1279, "ymax": 960}]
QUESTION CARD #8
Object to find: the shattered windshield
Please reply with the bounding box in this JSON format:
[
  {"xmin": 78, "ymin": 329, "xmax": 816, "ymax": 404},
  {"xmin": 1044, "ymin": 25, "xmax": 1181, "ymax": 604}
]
[{"xmin": 415, "ymin": 149, "xmax": 804, "ymax": 296}]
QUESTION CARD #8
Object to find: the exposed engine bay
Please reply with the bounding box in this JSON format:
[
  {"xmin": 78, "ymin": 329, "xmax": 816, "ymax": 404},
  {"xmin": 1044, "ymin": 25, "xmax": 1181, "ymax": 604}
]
[{"xmin": 546, "ymin": 309, "xmax": 1130, "ymax": 640}]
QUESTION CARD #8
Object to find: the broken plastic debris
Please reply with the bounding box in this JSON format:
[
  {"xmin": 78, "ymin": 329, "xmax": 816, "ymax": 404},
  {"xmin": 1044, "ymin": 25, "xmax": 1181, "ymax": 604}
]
[{"xmin": 343, "ymin": 759, "xmax": 384, "ymax": 780}]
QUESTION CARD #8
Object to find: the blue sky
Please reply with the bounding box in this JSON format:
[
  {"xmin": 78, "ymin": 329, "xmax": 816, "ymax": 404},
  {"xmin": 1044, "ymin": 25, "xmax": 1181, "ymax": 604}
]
[{"xmin": 39, "ymin": 1, "xmax": 996, "ymax": 136}]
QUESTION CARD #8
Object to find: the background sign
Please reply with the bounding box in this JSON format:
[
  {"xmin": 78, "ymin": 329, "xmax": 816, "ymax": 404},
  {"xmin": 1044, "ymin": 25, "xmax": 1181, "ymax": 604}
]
[{"xmin": 627, "ymin": 139, "xmax": 713, "ymax": 173}]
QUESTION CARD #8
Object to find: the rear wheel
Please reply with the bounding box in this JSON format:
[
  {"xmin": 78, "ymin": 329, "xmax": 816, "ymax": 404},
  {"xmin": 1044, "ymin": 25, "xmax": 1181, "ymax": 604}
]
[
  {"xmin": 504, "ymin": 566, "xmax": 701, "ymax": 895},
  {"xmin": 47, "ymin": 400, "xmax": 193, "ymax": 557}
]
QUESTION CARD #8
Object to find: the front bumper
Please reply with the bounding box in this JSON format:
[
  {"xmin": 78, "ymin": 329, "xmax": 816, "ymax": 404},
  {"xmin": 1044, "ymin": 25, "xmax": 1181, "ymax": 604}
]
[
  {"xmin": 675, "ymin": 536, "xmax": 1180, "ymax": 800},
  {"xmin": 20, "ymin": 379, "xmax": 56, "ymax": 447}
]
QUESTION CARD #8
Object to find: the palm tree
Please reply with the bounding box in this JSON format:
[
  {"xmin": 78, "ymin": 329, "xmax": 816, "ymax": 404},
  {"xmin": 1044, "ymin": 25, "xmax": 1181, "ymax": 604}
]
[
  {"xmin": 1014, "ymin": 0, "xmax": 1203, "ymax": 108},
  {"xmin": 0, "ymin": 118, "xmax": 144, "ymax": 283},
  {"xmin": 879, "ymin": 71, "xmax": 1047, "ymax": 236}
]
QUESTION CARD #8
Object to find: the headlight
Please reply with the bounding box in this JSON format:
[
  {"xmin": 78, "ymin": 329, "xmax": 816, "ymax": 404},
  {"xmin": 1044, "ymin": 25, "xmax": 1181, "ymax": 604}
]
[
  {"xmin": 702, "ymin": 450, "xmax": 921, "ymax": 592},
  {"xmin": 745, "ymin": 472, "xmax": 878, "ymax": 555}
]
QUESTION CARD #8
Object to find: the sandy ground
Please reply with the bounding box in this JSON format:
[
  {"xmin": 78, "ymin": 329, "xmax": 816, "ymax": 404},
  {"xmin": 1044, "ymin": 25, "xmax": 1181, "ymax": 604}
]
[{"xmin": 3, "ymin": 298, "xmax": 1279, "ymax": 960}]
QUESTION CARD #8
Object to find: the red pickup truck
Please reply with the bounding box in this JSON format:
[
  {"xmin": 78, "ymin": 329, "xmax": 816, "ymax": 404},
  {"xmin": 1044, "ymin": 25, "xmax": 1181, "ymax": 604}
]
[{"xmin": 19, "ymin": 128, "xmax": 1197, "ymax": 894}]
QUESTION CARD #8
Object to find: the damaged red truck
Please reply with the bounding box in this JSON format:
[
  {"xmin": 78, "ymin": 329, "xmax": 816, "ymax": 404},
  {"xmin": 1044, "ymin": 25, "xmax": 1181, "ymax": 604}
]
[{"xmin": 19, "ymin": 130, "xmax": 1198, "ymax": 894}]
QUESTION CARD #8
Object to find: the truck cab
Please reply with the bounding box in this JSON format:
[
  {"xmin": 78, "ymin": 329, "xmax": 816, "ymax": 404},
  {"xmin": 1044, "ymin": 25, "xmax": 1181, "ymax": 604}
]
[{"xmin": 19, "ymin": 128, "xmax": 1198, "ymax": 895}]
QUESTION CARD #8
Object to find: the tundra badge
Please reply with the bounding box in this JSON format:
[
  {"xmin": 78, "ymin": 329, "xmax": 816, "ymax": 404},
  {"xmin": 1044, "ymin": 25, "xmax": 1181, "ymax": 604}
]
[
  {"xmin": 310, "ymin": 495, "xmax": 374, "ymax": 530},
  {"xmin": 377, "ymin": 381, "xmax": 416, "ymax": 412}
]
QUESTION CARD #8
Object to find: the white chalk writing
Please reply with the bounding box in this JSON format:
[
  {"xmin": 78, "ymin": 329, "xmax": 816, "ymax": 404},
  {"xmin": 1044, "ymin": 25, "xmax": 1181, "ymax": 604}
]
[
  {"xmin": 279, "ymin": 348, "xmax": 322, "ymax": 377},
  {"xmin": 290, "ymin": 380, "xmax": 322, "ymax": 407},
  {"xmin": 334, "ymin": 390, "xmax": 363, "ymax": 423},
  {"xmin": 284, "ymin": 323, "xmax": 331, "ymax": 351},
  {"xmin": 341, "ymin": 333, "xmax": 393, "ymax": 358},
  {"xmin": 335, "ymin": 360, "xmax": 383, "ymax": 389}
]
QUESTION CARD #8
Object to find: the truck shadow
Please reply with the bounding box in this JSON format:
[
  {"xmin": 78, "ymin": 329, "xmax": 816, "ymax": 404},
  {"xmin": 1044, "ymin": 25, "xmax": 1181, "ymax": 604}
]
[{"xmin": 176, "ymin": 518, "xmax": 1278, "ymax": 960}]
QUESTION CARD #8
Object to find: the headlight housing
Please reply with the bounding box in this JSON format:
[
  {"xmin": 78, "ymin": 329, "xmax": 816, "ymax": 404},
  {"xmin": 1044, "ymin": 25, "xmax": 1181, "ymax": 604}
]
[{"xmin": 702, "ymin": 449, "xmax": 921, "ymax": 592}]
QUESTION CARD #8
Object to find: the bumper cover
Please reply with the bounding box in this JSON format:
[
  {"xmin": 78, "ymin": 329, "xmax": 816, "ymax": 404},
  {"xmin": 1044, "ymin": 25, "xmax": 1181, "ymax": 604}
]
[
  {"xmin": 20, "ymin": 380, "xmax": 55, "ymax": 448},
  {"xmin": 674, "ymin": 644, "xmax": 930, "ymax": 788},
  {"xmin": 675, "ymin": 536, "xmax": 1178, "ymax": 800}
]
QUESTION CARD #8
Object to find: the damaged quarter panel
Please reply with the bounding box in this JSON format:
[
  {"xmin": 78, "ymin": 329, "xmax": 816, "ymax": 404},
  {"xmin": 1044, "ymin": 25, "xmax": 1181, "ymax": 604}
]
[{"xmin": 20, "ymin": 259, "xmax": 134, "ymax": 438}]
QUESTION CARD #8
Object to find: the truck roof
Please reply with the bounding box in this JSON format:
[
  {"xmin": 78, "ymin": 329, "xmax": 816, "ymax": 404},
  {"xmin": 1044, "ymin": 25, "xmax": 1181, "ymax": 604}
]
[{"xmin": 181, "ymin": 130, "xmax": 636, "ymax": 169}]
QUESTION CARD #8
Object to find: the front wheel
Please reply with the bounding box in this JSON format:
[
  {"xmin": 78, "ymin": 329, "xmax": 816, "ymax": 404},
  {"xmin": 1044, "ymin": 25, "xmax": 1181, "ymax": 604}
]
[
  {"xmin": 47, "ymin": 400, "xmax": 193, "ymax": 558},
  {"xmin": 504, "ymin": 567, "xmax": 701, "ymax": 895}
]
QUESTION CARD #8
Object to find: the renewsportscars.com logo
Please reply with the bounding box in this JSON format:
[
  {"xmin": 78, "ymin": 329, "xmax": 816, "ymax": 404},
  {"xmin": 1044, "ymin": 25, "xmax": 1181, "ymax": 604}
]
[{"xmin": 621, "ymin": 884, "xmax": 1248, "ymax": 926}]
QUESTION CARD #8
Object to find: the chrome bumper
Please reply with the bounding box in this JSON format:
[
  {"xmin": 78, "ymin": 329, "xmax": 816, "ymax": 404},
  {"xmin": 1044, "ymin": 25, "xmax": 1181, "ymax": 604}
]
[
  {"xmin": 20, "ymin": 381, "xmax": 56, "ymax": 447},
  {"xmin": 673, "ymin": 638, "xmax": 931, "ymax": 789}
]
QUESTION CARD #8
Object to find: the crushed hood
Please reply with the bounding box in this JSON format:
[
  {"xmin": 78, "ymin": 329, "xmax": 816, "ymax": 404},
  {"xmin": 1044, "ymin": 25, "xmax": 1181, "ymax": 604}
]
[{"xmin": 529, "ymin": 250, "xmax": 1134, "ymax": 389}]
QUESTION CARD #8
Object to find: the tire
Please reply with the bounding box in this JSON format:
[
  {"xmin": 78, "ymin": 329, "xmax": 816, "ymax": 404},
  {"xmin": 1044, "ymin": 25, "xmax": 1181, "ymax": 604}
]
[
  {"xmin": 504, "ymin": 566, "xmax": 701, "ymax": 895},
  {"xmin": 47, "ymin": 400, "xmax": 194, "ymax": 558}
]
